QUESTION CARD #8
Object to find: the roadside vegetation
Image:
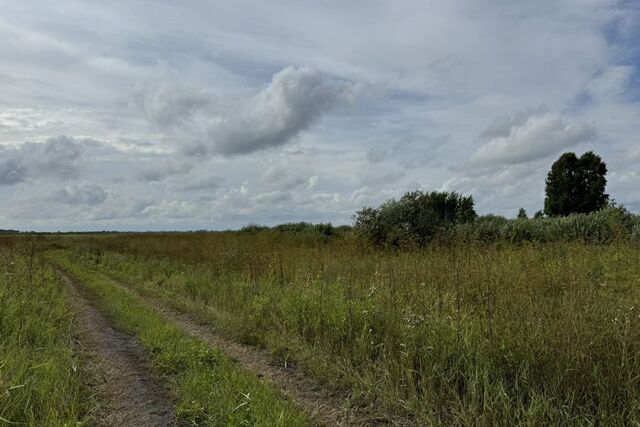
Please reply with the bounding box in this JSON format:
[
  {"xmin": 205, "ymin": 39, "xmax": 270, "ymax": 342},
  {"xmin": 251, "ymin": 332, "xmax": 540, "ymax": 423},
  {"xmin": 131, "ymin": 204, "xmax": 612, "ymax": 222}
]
[{"xmin": 0, "ymin": 238, "xmax": 83, "ymax": 425}]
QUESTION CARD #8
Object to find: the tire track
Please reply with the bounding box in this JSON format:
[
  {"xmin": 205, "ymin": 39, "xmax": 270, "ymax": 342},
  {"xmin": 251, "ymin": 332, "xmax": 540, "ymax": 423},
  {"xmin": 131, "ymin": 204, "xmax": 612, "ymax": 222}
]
[
  {"xmin": 59, "ymin": 269, "xmax": 176, "ymax": 427},
  {"xmin": 99, "ymin": 271, "xmax": 393, "ymax": 426}
]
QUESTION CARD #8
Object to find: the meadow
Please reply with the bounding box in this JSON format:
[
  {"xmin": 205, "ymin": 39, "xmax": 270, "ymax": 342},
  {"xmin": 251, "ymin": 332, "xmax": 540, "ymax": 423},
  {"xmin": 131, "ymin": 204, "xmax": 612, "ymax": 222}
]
[{"xmin": 52, "ymin": 227, "xmax": 640, "ymax": 426}]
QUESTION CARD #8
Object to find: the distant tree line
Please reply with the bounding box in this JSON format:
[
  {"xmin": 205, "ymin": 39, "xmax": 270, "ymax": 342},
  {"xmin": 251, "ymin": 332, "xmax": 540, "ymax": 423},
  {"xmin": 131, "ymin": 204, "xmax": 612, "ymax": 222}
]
[{"xmin": 240, "ymin": 222, "xmax": 350, "ymax": 238}]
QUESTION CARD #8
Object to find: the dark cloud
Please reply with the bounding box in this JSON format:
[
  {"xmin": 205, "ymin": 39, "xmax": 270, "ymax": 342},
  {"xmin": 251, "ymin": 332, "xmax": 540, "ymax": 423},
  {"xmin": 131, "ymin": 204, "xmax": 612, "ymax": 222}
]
[
  {"xmin": 366, "ymin": 148, "xmax": 387, "ymax": 163},
  {"xmin": 137, "ymin": 162, "xmax": 191, "ymax": 182},
  {"xmin": 0, "ymin": 135, "xmax": 88, "ymax": 185},
  {"xmin": 0, "ymin": 155, "xmax": 26, "ymax": 184}
]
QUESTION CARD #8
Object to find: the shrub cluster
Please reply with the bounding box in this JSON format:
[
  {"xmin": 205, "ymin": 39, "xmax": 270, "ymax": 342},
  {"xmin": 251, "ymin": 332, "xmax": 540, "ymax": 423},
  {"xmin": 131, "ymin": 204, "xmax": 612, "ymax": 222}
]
[
  {"xmin": 353, "ymin": 191, "xmax": 476, "ymax": 247},
  {"xmin": 448, "ymin": 206, "xmax": 640, "ymax": 244},
  {"xmin": 240, "ymin": 222, "xmax": 351, "ymax": 239}
]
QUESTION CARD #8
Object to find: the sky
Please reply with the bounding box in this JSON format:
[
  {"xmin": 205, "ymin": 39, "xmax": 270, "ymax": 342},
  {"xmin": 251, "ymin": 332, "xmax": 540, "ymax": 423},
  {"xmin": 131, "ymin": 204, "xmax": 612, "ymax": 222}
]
[{"xmin": 1, "ymin": 0, "xmax": 639, "ymax": 231}]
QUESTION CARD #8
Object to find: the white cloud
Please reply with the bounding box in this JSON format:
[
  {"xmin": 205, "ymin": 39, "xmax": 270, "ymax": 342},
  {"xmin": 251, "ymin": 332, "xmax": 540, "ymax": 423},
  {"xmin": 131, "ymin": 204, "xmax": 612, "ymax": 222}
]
[
  {"xmin": 212, "ymin": 66, "xmax": 363, "ymax": 155},
  {"xmin": 468, "ymin": 109, "xmax": 597, "ymax": 168},
  {"xmin": 136, "ymin": 66, "xmax": 364, "ymax": 156}
]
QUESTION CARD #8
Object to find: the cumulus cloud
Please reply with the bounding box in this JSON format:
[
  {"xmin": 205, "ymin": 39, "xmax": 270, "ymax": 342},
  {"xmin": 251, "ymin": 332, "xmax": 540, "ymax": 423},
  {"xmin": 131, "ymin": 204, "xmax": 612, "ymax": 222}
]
[
  {"xmin": 468, "ymin": 109, "xmax": 597, "ymax": 168},
  {"xmin": 137, "ymin": 66, "xmax": 364, "ymax": 156},
  {"xmin": 210, "ymin": 66, "xmax": 363, "ymax": 155},
  {"xmin": 52, "ymin": 183, "xmax": 108, "ymax": 205},
  {"xmin": 479, "ymin": 105, "xmax": 549, "ymax": 140},
  {"xmin": 0, "ymin": 135, "xmax": 89, "ymax": 185},
  {"xmin": 135, "ymin": 84, "xmax": 213, "ymax": 129}
]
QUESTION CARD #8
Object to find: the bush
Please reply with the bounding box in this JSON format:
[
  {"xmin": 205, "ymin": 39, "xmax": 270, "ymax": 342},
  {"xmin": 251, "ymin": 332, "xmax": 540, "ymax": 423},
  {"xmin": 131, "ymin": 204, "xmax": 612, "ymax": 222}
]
[{"xmin": 354, "ymin": 190, "xmax": 476, "ymax": 247}]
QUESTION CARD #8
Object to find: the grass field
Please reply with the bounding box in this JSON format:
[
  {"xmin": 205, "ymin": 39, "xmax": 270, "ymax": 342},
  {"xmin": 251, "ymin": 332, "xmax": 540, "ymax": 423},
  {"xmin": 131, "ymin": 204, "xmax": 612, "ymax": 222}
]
[
  {"xmin": 0, "ymin": 239, "xmax": 83, "ymax": 425},
  {"xmin": 1, "ymin": 235, "xmax": 310, "ymax": 426},
  {"xmin": 3, "ymin": 231, "xmax": 640, "ymax": 425},
  {"xmin": 49, "ymin": 231, "xmax": 640, "ymax": 425}
]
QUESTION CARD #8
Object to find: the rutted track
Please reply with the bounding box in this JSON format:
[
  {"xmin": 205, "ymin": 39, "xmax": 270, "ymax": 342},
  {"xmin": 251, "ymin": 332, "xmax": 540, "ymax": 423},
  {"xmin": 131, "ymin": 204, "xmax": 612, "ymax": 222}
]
[
  {"xmin": 59, "ymin": 269, "xmax": 176, "ymax": 427},
  {"xmin": 99, "ymin": 271, "xmax": 390, "ymax": 426}
]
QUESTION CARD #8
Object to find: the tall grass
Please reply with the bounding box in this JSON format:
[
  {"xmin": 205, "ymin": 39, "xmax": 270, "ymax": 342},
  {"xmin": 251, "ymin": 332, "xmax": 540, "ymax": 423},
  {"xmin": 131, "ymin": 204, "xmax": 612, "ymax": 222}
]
[
  {"xmin": 58, "ymin": 232, "xmax": 640, "ymax": 425},
  {"xmin": 447, "ymin": 206, "xmax": 640, "ymax": 244},
  {"xmin": 0, "ymin": 239, "xmax": 82, "ymax": 425}
]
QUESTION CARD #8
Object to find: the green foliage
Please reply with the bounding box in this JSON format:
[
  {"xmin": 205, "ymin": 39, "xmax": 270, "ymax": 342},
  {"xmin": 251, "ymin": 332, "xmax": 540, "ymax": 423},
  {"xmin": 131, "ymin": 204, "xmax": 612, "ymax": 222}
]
[
  {"xmin": 544, "ymin": 151, "xmax": 609, "ymax": 216},
  {"xmin": 354, "ymin": 190, "xmax": 476, "ymax": 247},
  {"xmin": 517, "ymin": 208, "xmax": 528, "ymax": 219}
]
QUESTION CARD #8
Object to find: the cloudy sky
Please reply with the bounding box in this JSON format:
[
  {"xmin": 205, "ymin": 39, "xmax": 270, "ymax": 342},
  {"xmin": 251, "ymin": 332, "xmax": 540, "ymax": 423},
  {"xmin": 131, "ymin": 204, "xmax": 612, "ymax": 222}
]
[{"xmin": 1, "ymin": 1, "xmax": 639, "ymax": 231}]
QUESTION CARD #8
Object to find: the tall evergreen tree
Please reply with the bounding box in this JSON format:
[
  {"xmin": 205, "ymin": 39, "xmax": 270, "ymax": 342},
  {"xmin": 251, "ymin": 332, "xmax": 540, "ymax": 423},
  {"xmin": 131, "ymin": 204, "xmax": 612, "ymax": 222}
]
[{"xmin": 544, "ymin": 151, "xmax": 608, "ymax": 216}]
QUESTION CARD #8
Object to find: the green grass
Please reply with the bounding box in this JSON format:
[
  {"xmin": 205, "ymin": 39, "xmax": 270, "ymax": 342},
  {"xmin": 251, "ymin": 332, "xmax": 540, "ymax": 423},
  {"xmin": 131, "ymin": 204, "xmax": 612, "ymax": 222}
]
[
  {"xmin": 57, "ymin": 232, "xmax": 640, "ymax": 425},
  {"xmin": 0, "ymin": 240, "xmax": 83, "ymax": 426},
  {"xmin": 49, "ymin": 251, "xmax": 309, "ymax": 426}
]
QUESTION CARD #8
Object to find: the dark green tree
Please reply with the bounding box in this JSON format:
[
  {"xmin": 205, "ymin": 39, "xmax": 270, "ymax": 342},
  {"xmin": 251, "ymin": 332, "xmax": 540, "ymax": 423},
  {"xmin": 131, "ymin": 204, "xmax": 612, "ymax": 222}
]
[
  {"xmin": 517, "ymin": 208, "xmax": 528, "ymax": 219},
  {"xmin": 576, "ymin": 151, "xmax": 609, "ymax": 213},
  {"xmin": 544, "ymin": 151, "xmax": 608, "ymax": 216}
]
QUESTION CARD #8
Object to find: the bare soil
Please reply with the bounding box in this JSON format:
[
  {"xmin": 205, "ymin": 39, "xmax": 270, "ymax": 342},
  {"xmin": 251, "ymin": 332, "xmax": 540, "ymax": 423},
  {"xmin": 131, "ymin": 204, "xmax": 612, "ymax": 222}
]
[{"xmin": 59, "ymin": 270, "xmax": 176, "ymax": 427}]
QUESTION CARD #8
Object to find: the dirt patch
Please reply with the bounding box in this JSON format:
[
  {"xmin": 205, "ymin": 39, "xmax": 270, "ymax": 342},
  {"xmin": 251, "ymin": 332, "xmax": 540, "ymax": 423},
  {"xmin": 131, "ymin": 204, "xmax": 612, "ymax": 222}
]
[
  {"xmin": 59, "ymin": 270, "xmax": 176, "ymax": 427},
  {"xmin": 102, "ymin": 274, "xmax": 392, "ymax": 426}
]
